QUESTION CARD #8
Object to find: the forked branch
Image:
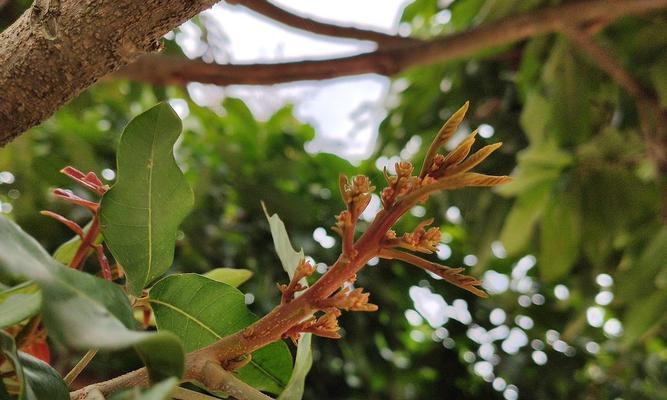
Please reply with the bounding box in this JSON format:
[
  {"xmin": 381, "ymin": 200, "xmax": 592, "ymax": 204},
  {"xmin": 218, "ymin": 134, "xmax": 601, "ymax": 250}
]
[{"xmin": 71, "ymin": 103, "xmax": 509, "ymax": 398}]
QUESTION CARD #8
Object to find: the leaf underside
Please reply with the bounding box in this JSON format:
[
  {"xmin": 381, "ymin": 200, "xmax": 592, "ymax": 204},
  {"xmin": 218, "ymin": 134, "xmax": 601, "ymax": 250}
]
[
  {"xmin": 149, "ymin": 274, "xmax": 293, "ymax": 395},
  {"xmin": 100, "ymin": 102, "xmax": 194, "ymax": 295}
]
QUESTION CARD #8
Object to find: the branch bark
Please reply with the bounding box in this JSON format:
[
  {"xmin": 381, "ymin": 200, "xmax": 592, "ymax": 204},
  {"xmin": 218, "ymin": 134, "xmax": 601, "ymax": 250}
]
[
  {"xmin": 227, "ymin": 0, "xmax": 420, "ymax": 46},
  {"xmin": 116, "ymin": 0, "xmax": 667, "ymax": 87},
  {"xmin": 0, "ymin": 0, "xmax": 219, "ymax": 145}
]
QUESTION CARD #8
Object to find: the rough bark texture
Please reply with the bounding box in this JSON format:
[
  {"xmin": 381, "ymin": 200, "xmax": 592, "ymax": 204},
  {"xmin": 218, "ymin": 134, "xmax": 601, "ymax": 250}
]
[{"xmin": 0, "ymin": 0, "xmax": 217, "ymax": 145}]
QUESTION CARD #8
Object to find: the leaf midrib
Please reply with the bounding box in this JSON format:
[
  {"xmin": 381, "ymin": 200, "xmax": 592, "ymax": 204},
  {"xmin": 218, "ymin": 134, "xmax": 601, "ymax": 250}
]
[
  {"xmin": 148, "ymin": 298, "xmax": 285, "ymax": 387},
  {"xmin": 145, "ymin": 109, "xmax": 158, "ymax": 287}
]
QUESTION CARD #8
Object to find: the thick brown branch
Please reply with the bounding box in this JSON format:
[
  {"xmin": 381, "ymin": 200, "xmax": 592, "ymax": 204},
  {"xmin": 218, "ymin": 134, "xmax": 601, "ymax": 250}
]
[
  {"xmin": 116, "ymin": 0, "xmax": 667, "ymax": 87},
  {"xmin": 0, "ymin": 0, "xmax": 219, "ymax": 145},
  {"xmin": 227, "ymin": 0, "xmax": 419, "ymax": 46}
]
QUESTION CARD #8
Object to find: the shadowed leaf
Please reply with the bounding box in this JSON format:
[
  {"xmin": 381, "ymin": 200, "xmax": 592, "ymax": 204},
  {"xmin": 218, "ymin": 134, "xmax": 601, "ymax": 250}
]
[{"xmin": 0, "ymin": 216, "xmax": 184, "ymax": 383}]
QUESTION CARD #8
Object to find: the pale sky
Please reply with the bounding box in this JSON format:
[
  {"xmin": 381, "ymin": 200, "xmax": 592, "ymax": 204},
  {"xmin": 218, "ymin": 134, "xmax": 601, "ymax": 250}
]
[{"xmin": 179, "ymin": 0, "xmax": 412, "ymax": 161}]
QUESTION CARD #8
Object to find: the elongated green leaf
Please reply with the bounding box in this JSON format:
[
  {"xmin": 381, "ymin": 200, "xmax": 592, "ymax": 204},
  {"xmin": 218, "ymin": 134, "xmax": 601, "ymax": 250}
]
[
  {"xmin": 149, "ymin": 274, "xmax": 292, "ymax": 395},
  {"xmin": 203, "ymin": 268, "xmax": 253, "ymax": 288},
  {"xmin": 0, "ymin": 216, "xmax": 184, "ymax": 383},
  {"xmin": 499, "ymin": 182, "xmax": 553, "ymax": 256},
  {"xmin": 108, "ymin": 377, "xmax": 179, "ymax": 400},
  {"xmin": 262, "ymin": 203, "xmax": 304, "ymax": 280},
  {"xmin": 616, "ymin": 227, "xmax": 667, "ymax": 303},
  {"xmin": 0, "ymin": 282, "xmax": 41, "ymax": 329},
  {"xmin": 100, "ymin": 103, "xmax": 194, "ymax": 295},
  {"xmin": 277, "ymin": 333, "xmax": 312, "ymax": 400},
  {"xmin": 0, "ymin": 331, "xmax": 69, "ymax": 400},
  {"xmin": 622, "ymin": 289, "xmax": 667, "ymax": 346},
  {"xmin": 265, "ymin": 209, "xmax": 313, "ymax": 400},
  {"xmin": 520, "ymin": 92, "xmax": 551, "ymax": 145},
  {"xmin": 539, "ymin": 190, "xmax": 581, "ymax": 282}
]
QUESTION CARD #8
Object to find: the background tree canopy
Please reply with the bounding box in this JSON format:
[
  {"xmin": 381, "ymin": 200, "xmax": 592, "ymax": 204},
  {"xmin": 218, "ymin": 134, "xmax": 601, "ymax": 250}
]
[{"xmin": 1, "ymin": 0, "xmax": 667, "ymax": 399}]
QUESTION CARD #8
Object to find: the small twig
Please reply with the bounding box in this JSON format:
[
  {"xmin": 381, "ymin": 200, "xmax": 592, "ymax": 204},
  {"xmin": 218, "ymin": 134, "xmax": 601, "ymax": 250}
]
[
  {"xmin": 64, "ymin": 349, "xmax": 99, "ymax": 387},
  {"xmin": 201, "ymin": 362, "xmax": 274, "ymax": 400}
]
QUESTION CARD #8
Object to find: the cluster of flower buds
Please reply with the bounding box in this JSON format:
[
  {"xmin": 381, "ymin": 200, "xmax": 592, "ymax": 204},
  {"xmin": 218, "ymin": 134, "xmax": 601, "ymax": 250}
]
[
  {"xmin": 285, "ymin": 102, "xmax": 510, "ymax": 346},
  {"xmin": 278, "ymin": 259, "xmax": 315, "ymax": 304},
  {"xmin": 40, "ymin": 166, "xmax": 112, "ymax": 280},
  {"xmin": 339, "ymin": 175, "xmax": 375, "ymax": 218},
  {"xmin": 316, "ymin": 286, "xmax": 378, "ymax": 312},
  {"xmin": 381, "ymin": 161, "xmax": 420, "ymax": 208},
  {"xmin": 283, "ymin": 308, "xmax": 342, "ymax": 343},
  {"xmin": 383, "ymin": 218, "xmax": 442, "ymax": 254}
]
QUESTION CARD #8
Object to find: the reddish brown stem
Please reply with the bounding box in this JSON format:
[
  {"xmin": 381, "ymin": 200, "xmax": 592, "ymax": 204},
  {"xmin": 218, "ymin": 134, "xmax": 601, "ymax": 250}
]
[{"xmin": 70, "ymin": 217, "xmax": 100, "ymax": 269}]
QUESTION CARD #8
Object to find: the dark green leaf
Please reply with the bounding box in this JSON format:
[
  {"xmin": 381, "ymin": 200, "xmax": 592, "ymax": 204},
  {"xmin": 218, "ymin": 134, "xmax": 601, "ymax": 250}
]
[
  {"xmin": 100, "ymin": 103, "xmax": 194, "ymax": 295},
  {"xmin": 622, "ymin": 289, "xmax": 667, "ymax": 346},
  {"xmin": 539, "ymin": 189, "xmax": 581, "ymax": 282},
  {"xmin": 616, "ymin": 227, "xmax": 667, "ymax": 303},
  {"xmin": 0, "ymin": 331, "xmax": 69, "ymax": 400},
  {"xmin": 149, "ymin": 274, "xmax": 292, "ymax": 395},
  {"xmin": 0, "ymin": 216, "xmax": 184, "ymax": 383}
]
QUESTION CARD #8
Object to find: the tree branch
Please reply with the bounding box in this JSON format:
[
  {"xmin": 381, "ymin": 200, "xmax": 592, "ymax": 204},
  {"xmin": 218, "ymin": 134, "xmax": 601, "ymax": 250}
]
[
  {"xmin": 115, "ymin": 0, "xmax": 667, "ymax": 87},
  {"xmin": 0, "ymin": 0, "xmax": 220, "ymax": 145},
  {"xmin": 227, "ymin": 0, "xmax": 420, "ymax": 46}
]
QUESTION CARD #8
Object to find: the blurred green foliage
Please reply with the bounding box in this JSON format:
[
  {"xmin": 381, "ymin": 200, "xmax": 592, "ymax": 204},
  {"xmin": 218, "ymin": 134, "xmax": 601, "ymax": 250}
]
[{"xmin": 1, "ymin": 0, "xmax": 667, "ymax": 399}]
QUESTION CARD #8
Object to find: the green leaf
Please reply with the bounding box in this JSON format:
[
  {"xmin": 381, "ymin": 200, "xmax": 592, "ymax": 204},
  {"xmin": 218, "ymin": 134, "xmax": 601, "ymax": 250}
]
[
  {"xmin": 277, "ymin": 333, "xmax": 312, "ymax": 400},
  {"xmin": 0, "ymin": 331, "xmax": 69, "ymax": 400},
  {"xmin": 265, "ymin": 209, "xmax": 313, "ymax": 400},
  {"xmin": 650, "ymin": 56, "xmax": 667, "ymax": 108},
  {"xmin": 149, "ymin": 274, "xmax": 293, "ymax": 395},
  {"xmin": 616, "ymin": 227, "xmax": 667, "ymax": 303},
  {"xmin": 542, "ymin": 39, "xmax": 594, "ymax": 146},
  {"xmin": 262, "ymin": 203, "xmax": 304, "ymax": 280},
  {"xmin": 0, "ymin": 216, "xmax": 185, "ymax": 383},
  {"xmin": 203, "ymin": 268, "xmax": 253, "ymax": 288},
  {"xmin": 0, "ymin": 282, "xmax": 41, "ymax": 329},
  {"xmin": 622, "ymin": 289, "xmax": 667, "ymax": 346},
  {"xmin": 100, "ymin": 103, "xmax": 194, "ymax": 295},
  {"xmin": 539, "ymin": 190, "xmax": 581, "ymax": 282},
  {"xmin": 495, "ymin": 141, "xmax": 571, "ymax": 198},
  {"xmin": 520, "ymin": 92, "xmax": 551, "ymax": 144},
  {"xmin": 499, "ymin": 182, "xmax": 553, "ymax": 256},
  {"xmin": 107, "ymin": 377, "xmax": 179, "ymax": 400}
]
